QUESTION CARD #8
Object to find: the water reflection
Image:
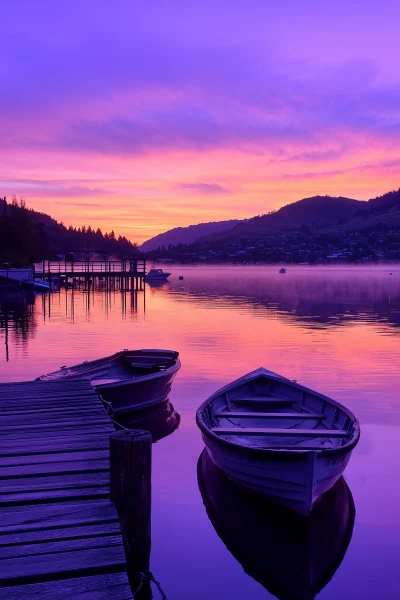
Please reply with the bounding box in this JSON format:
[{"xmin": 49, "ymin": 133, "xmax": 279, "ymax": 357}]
[
  {"xmin": 198, "ymin": 449, "xmax": 355, "ymax": 600},
  {"xmin": 168, "ymin": 267, "xmax": 400, "ymax": 330},
  {"xmin": 115, "ymin": 400, "xmax": 180, "ymax": 443},
  {"xmin": 116, "ymin": 401, "xmax": 180, "ymax": 599},
  {"xmin": 0, "ymin": 290, "xmax": 37, "ymax": 361}
]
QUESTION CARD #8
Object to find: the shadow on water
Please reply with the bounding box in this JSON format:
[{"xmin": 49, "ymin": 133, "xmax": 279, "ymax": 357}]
[
  {"xmin": 197, "ymin": 449, "xmax": 355, "ymax": 600},
  {"xmin": 0, "ymin": 289, "xmax": 37, "ymax": 360},
  {"xmin": 115, "ymin": 400, "xmax": 181, "ymax": 443}
]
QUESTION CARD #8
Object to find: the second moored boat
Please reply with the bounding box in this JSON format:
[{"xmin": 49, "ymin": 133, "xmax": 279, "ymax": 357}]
[
  {"xmin": 38, "ymin": 349, "xmax": 181, "ymax": 414},
  {"xmin": 196, "ymin": 367, "xmax": 360, "ymax": 515}
]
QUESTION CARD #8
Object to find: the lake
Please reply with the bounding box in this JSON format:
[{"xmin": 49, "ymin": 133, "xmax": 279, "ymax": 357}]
[{"xmin": 1, "ymin": 265, "xmax": 399, "ymax": 599}]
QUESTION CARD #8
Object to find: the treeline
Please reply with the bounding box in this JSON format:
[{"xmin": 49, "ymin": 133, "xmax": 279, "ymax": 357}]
[
  {"xmin": 0, "ymin": 196, "xmax": 141, "ymax": 266},
  {"xmin": 0, "ymin": 197, "xmax": 48, "ymax": 266}
]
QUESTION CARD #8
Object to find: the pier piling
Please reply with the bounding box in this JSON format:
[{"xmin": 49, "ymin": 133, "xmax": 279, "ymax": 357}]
[{"xmin": 110, "ymin": 429, "xmax": 152, "ymax": 575}]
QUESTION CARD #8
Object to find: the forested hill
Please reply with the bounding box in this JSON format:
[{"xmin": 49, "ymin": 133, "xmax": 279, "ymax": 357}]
[
  {"xmin": 0, "ymin": 197, "xmax": 140, "ymax": 266},
  {"xmin": 139, "ymin": 219, "xmax": 241, "ymax": 252}
]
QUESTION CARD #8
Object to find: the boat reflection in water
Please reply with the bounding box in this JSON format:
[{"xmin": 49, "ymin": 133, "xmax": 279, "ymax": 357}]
[
  {"xmin": 115, "ymin": 399, "xmax": 180, "ymax": 443},
  {"xmin": 198, "ymin": 449, "xmax": 355, "ymax": 600}
]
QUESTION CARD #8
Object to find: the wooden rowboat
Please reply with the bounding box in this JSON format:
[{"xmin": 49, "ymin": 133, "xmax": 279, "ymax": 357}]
[
  {"xmin": 198, "ymin": 449, "xmax": 355, "ymax": 600},
  {"xmin": 196, "ymin": 367, "xmax": 360, "ymax": 515},
  {"xmin": 38, "ymin": 349, "xmax": 181, "ymax": 415}
]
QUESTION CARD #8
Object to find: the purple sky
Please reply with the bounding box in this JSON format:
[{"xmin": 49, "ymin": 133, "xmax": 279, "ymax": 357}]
[{"xmin": 1, "ymin": 0, "xmax": 400, "ymax": 241}]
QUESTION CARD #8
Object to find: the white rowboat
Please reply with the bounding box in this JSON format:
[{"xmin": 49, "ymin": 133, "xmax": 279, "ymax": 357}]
[{"xmin": 196, "ymin": 367, "xmax": 360, "ymax": 515}]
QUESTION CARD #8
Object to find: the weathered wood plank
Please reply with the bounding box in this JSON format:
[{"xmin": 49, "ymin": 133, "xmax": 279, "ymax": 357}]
[
  {"xmin": 0, "ymin": 391, "xmax": 98, "ymax": 401},
  {"xmin": 0, "ymin": 573, "xmax": 132, "ymax": 599},
  {"xmin": 0, "ymin": 486, "xmax": 110, "ymax": 506},
  {"xmin": 0, "ymin": 545, "xmax": 126, "ymax": 586},
  {"xmin": 1, "ymin": 534, "xmax": 123, "ymax": 560},
  {"xmin": 0, "ymin": 499, "xmax": 118, "ymax": 534},
  {"xmin": 0, "ymin": 419, "xmax": 112, "ymax": 432},
  {"xmin": 0, "ymin": 381, "xmax": 94, "ymax": 391},
  {"xmin": 0, "ymin": 436, "xmax": 109, "ymax": 457},
  {"xmin": 0, "ymin": 449, "xmax": 109, "ymax": 467},
  {"xmin": 0, "ymin": 409, "xmax": 107, "ymax": 424},
  {"xmin": 0, "ymin": 458, "xmax": 109, "ymax": 479},
  {"xmin": 0, "ymin": 401, "xmax": 104, "ymax": 412},
  {"xmin": 0, "ymin": 472, "xmax": 110, "ymax": 493},
  {"xmin": 0, "ymin": 426, "xmax": 114, "ymax": 442},
  {"xmin": 0, "ymin": 522, "xmax": 121, "ymax": 547}
]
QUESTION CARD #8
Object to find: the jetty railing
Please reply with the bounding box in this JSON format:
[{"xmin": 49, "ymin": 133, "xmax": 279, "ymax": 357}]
[{"xmin": 35, "ymin": 259, "xmax": 146, "ymax": 276}]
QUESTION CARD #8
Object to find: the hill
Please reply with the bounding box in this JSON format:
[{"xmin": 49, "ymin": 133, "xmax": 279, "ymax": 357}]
[
  {"xmin": 139, "ymin": 220, "xmax": 241, "ymax": 252},
  {"xmin": 198, "ymin": 196, "xmax": 363, "ymax": 243}
]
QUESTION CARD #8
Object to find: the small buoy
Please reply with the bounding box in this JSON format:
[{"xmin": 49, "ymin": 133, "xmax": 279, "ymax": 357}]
[{"xmin": 179, "ymin": 275, "xmax": 184, "ymax": 280}]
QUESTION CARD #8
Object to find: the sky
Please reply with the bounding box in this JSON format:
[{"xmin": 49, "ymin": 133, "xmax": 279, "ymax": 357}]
[{"xmin": 1, "ymin": 0, "xmax": 400, "ymax": 244}]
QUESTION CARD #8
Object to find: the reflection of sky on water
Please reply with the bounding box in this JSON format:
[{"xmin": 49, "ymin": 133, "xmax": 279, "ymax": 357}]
[{"xmin": 1, "ymin": 267, "xmax": 400, "ymax": 598}]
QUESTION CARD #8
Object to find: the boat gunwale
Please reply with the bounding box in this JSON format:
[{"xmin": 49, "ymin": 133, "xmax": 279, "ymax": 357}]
[
  {"xmin": 196, "ymin": 368, "xmax": 360, "ymax": 458},
  {"xmin": 38, "ymin": 349, "xmax": 181, "ymax": 388}
]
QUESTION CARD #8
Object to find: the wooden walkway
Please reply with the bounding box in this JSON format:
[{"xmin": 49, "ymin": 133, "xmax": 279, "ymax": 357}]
[{"xmin": 0, "ymin": 380, "xmax": 132, "ymax": 599}]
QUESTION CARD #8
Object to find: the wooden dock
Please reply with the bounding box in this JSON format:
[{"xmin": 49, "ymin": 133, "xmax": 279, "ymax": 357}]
[{"xmin": 0, "ymin": 380, "xmax": 132, "ymax": 599}]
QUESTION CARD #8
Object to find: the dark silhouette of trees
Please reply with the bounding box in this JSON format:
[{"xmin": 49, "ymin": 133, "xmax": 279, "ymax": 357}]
[{"xmin": 0, "ymin": 196, "xmax": 141, "ymax": 266}]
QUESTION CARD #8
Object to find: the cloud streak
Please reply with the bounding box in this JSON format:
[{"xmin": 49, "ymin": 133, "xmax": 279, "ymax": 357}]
[{"xmin": 177, "ymin": 183, "xmax": 231, "ymax": 194}]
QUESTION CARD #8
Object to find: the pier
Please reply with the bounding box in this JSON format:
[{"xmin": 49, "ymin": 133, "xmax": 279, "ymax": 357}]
[
  {"xmin": 0, "ymin": 380, "xmax": 133, "ymax": 598},
  {"xmin": 36, "ymin": 257, "xmax": 147, "ymax": 291}
]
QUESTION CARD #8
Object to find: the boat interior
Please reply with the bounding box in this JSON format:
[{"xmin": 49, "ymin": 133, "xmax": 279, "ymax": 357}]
[
  {"xmin": 41, "ymin": 350, "xmax": 179, "ymax": 384},
  {"xmin": 202, "ymin": 372, "xmax": 357, "ymax": 451}
]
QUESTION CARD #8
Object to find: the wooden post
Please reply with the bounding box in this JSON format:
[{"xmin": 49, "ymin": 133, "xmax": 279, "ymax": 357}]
[{"xmin": 109, "ymin": 429, "xmax": 152, "ymax": 580}]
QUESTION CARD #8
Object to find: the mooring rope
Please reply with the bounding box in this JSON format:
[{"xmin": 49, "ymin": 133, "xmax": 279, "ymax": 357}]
[{"xmin": 132, "ymin": 570, "xmax": 167, "ymax": 599}]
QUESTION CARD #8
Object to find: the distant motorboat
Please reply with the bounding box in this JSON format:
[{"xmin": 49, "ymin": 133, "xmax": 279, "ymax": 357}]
[
  {"xmin": 38, "ymin": 349, "xmax": 181, "ymax": 414},
  {"xmin": 145, "ymin": 268, "xmax": 171, "ymax": 282},
  {"xmin": 279, "ymin": 268, "xmax": 286, "ymax": 274},
  {"xmin": 198, "ymin": 450, "xmax": 355, "ymax": 600},
  {"xmin": 196, "ymin": 367, "xmax": 360, "ymax": 515}
]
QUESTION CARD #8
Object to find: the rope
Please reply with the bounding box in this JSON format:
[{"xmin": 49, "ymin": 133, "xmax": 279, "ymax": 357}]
[
  {"xmin": 98, "ymin": 394, "xmax": 130, "ymax": 431},
  {"xmin": 111, "ymin": 418, "xmax": 130, "ymax": 431},
  {"xmin": 132, "ymin": 570, "xmax": 167, "ymax": 599}
]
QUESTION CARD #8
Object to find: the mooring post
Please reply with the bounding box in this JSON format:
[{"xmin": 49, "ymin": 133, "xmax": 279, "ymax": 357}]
[{"xmin": 110, "ymin": 429, "xmax": 152, "ymax": 578}]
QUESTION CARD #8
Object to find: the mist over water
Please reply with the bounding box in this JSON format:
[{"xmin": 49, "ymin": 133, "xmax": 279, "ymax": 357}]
[{"xmin": 1, "ymin": 266, "xmax": 399, "ymax": 599}]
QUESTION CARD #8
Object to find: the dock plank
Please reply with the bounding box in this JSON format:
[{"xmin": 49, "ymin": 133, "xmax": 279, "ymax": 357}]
[
  {"xmin": 0, "ymin": 573, "xmax": 133, "ymax": 600},
  {"xmin": 0, "ymin": 545, "xmax": 126, "ymax": 586},
  {"xmin": 0, "ymin": 457, "xmax": 110, "ymax": 478},
  {"xmin": 0, "ymin": 380, "xmax": 130, "ymax": 597},
  {"xmin": 0, "ymin": 472, "xmax": 110, "ymax": 493},
  {"xmin": 0, "ymin": 485, "xmax": 110, "ymax": 506}
]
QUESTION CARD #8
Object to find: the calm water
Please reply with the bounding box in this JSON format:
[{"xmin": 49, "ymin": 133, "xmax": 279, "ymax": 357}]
[{"xmin": 1, "ymin": 266, "xmax": 400, "ymax": 599}]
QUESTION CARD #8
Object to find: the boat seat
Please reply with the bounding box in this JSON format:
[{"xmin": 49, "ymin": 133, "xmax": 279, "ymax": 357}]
[
  {"xmin": 129, "ymin": 355, "xmax": 173, "ymax": 361},
  {"xmin": 211, "ymin": 427, "xmax": 351, "ymax": 438},
  {"xmin": 234, "ymin": 396, "xmax": 295, "ymax": 404},
  {"xmin": 130, "ymin": 362, "xmax": 158, "ymax": 369},
  {"xmin": 214, "ymin": 411, "xmax": 327, "ymax": 419}
]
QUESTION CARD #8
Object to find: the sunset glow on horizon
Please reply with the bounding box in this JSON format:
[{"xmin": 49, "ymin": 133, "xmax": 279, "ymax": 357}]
[{"xmin": 2, "ymin": 0, "xmax": 400, "ymax": 244}]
